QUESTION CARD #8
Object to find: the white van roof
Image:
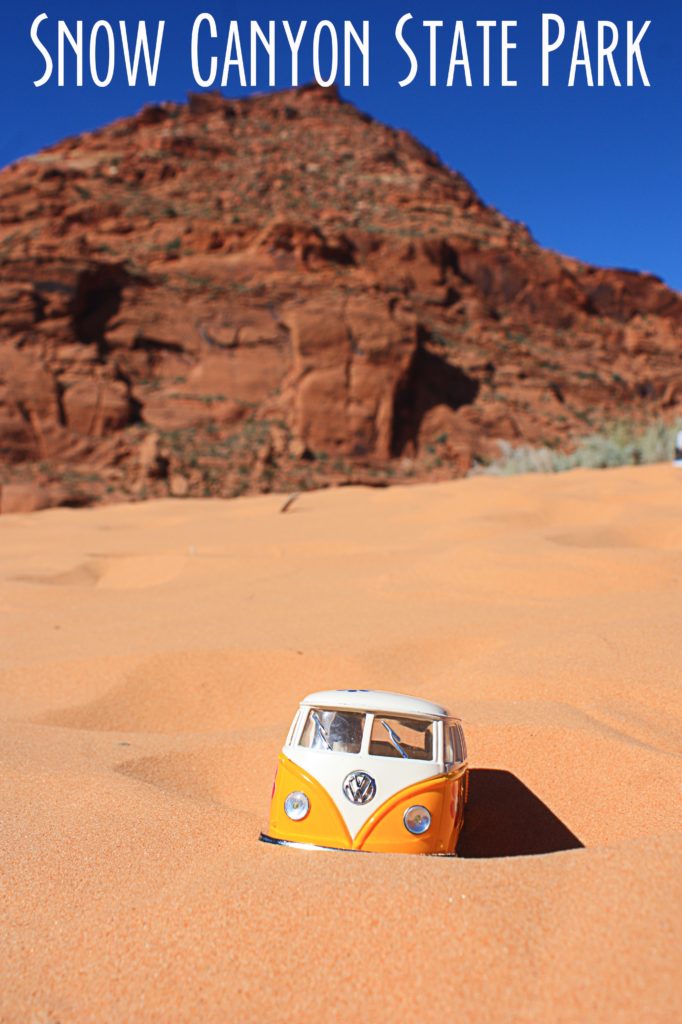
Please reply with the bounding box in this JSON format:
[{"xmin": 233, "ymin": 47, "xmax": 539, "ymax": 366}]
[{"xmin": 300, "ymin": 689, "xmax": 450, "ymax": 719}]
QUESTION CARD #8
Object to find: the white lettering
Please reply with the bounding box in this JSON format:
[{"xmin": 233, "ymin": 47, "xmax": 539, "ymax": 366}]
[
  {"xmin": 90, "ymin": 21, "xmax": 115, "ymax": 88},
  {"xmin": 221, "ymin": 22, "xmax": 246, "ymax": 87},
  {"xmin": 501, "ymin": 21, "xmax": 517, "ymax": 86},
  {"xmin": 251, "ymin": 20, "xmax": 275, "ymax": 88},
  {"xmin": 476, "ymin": 21, "xmax": 495, "ymax": 87},
  {"xmin": 283, "ymin": 20, "xmax": 307, "ymax": 87},
  {"xmin": 345, "ymin": 20, "xmax": 369, "ymax": 87},
  {"xmin": 120, "ymin": 20, "xmax": 164, "ymax": 87},
  {"xmin": 569, "ymin": 21, "xmax": 594, "ymax": 87},
  {"xmin": 191, "ymin": 14, "xmax": 217, "ymax": 87},
  {"xmin": 31, "ymin": 14, "xmax": 53, "ymax": 87},
  {"xmin": 542, "ymin": 14, "xmax": 565, "ymax": 86},
  {"xmin": 597, "ymin": 22, "xmax": 620, "ymax": 86},
  {"xmin": 58, "ymin": 20, "xmax": 83, "ymax": 87},
  {"xmin": 396, "ymin": 13, "xmax": 418, "ymax": 88},
  {"xmin": 627, "ymin": 20, "xmax": 651, "ymax": 86},
  {"xmin": 447, "ymin": 22, "xmax": 472, "ymax": 87},
  {"xmin": 312, "ymin": 21, "xmax": 338, "ymax": 87},
  {"xmin": 423, "ymin": 21, "xmax": 443, "ymax": 87}
]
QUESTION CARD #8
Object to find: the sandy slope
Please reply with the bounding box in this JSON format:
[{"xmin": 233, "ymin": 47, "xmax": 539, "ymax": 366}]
[{"xmin": 1, "ymin": 464, "xmax": 681, "ymax": 1023}]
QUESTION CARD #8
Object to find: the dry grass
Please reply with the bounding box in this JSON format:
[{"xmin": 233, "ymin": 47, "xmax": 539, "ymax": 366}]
[{"xmin": 480, "ymin": 420, "xmax": 682, "ymax": 476}]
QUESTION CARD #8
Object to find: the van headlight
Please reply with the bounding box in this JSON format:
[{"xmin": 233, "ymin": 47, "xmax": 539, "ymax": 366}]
[
  {"xmin": 404, "ymin": 805, "xmax": 431, "ymax": 834},
  {"xmin": 284, "ymin": 791, "xmax": 310, "ymax": 821}
]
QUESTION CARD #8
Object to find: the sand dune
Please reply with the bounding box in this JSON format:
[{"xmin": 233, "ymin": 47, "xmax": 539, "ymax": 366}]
[{"xmin": 1, "ymin": 464, "xmax": 681, "ymax": 1022}]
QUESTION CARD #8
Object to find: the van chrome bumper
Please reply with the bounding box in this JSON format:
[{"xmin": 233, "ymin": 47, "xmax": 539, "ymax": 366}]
[{"xmin": 258, "ymin": 832, "xmax": 456, "ymax": 856}]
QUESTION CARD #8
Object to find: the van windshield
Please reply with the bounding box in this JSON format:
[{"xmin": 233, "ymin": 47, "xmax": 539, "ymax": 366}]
[
  {"xmin": 369, "ymin": 716, "xmax": 434, "ymax": 761},
  {"xmin": 299, "ymin": 708, "xmax": 365, "ymax": 754}
]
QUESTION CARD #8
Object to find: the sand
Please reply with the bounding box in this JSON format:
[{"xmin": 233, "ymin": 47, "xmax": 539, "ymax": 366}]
[{"xmin": 1, "ymin": 464, "xmax": 681, "ymax": 1023}]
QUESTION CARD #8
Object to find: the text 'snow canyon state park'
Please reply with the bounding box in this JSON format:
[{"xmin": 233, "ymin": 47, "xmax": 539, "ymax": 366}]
[{"xmin": 0, "ymin": 84, "xmax": 680, "ymax": 510}]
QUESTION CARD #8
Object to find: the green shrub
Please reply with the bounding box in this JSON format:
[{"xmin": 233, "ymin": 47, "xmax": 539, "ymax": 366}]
[{"xmin": 480, "ymin": 419, "xmax": 682, "ymax": 476}]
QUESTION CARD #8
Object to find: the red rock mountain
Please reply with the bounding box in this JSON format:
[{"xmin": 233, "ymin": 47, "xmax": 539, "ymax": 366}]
[{"xmin": 1, "ymin": 84, "xmax": 681, "ymax": 510}]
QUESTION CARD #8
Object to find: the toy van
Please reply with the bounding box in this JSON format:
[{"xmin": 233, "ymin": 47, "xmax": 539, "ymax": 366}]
[{"xmin": 260, "ymin": 690, "xmax": 468, "ymax": 855}]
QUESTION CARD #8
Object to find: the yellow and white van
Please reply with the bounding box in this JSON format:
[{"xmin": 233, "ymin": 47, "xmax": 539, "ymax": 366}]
[{"xmin": 260, "ymin": 690, "xmax": 468, "ymax": 855}]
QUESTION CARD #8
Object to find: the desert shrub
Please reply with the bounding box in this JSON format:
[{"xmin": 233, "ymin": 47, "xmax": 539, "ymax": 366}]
[{"xmin": 481, "ymin": 420, "xmax": 682, "ymax": 477}]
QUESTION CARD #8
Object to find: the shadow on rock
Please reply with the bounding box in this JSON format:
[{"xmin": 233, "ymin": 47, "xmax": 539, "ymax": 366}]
[{"xmin": 457, "ymin": 768, "xmax": 584, "ymax": 858}]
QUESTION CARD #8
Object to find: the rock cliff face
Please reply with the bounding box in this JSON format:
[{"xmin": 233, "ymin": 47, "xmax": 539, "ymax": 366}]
[{"xmin": 0, "ymin": 84, "xmax": 680, "ymax": 508}]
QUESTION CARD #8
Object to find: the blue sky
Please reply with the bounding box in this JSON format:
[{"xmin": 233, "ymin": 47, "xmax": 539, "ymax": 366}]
[{"xmin": 2, "ymin": 1, "xmax": 680, "ymax": 289}]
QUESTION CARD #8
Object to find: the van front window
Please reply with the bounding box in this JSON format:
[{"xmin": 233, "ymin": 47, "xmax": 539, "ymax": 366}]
[
  {"xmin": 369, "ymin": 716, "xmax": 434, "ymax": 761},
  {"xmin": 299, "ymin": 709, "xmax": 365, "ymax": 754}
]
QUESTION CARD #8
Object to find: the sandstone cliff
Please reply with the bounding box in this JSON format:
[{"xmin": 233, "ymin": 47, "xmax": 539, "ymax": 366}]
[{"xmin": 1, "ymin": 84, "xmax": 680, "ymax": 509}]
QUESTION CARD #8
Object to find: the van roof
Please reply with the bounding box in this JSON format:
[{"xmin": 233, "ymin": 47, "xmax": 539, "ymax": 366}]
[{"xmin": 300, "ymin": 689, "xmax": 450, "ymax": 719}]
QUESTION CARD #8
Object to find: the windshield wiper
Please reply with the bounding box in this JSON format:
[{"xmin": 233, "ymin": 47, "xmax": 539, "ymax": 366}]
[
  {"xmin": 380, "ymin": 719, "xmax": 408, "ymax": 759},
  {"xmin": 311, "ymin": 710, "xmax": 332, "ymax": 750}
]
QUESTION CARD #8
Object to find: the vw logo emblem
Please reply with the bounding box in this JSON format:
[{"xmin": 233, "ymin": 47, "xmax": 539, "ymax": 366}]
[{"xmin": 343, "ymin": 771, "xmax": 376, "ymax": 805}]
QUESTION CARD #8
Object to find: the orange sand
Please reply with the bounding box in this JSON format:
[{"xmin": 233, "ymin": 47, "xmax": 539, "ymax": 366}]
[{"xmin": 1, "ymin": 464, "xmax": 681, "ymax": 1022}]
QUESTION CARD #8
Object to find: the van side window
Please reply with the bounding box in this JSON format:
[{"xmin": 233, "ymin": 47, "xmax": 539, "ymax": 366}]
[
  {"xmin": 444, "ymin": 725, "xmax": 455, "ymax": 765},
  {"xmin": 454, "ymin": 724, "xmax": 467, "ymax": 763}
]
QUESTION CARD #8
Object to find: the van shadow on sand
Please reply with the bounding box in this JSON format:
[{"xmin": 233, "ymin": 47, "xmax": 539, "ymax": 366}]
[{"xmin": 457, "ymin": 769, "xmax": 584, "ymax": 858}]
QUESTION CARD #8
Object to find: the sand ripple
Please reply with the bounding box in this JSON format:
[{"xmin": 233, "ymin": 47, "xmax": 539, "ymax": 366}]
[{"xmin": 1, "ymin": 465, "xmax": 681, "ymax": 1022}]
